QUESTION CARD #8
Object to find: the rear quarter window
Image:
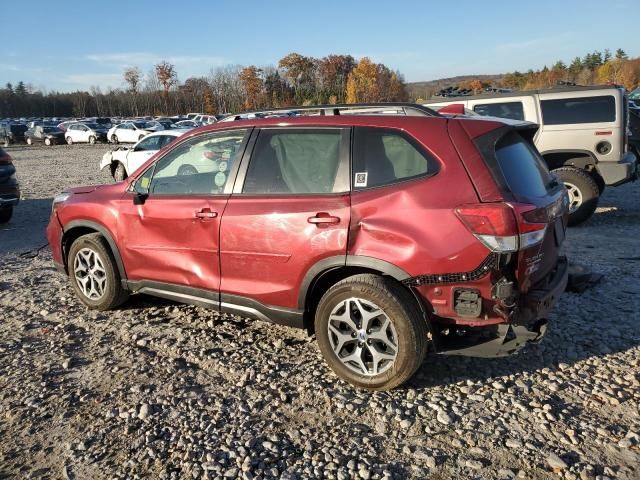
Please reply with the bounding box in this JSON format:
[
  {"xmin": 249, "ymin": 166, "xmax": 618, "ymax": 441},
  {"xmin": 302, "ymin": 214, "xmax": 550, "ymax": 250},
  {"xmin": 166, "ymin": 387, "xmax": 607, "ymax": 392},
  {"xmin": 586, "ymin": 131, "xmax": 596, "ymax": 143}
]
[
  {"xmin": 541, "ymin": 95, "xmax": 615, "ymax": 125},
  {"xmin": 495, "ymin": 132, "xmax": 555, "ymax": 198}
]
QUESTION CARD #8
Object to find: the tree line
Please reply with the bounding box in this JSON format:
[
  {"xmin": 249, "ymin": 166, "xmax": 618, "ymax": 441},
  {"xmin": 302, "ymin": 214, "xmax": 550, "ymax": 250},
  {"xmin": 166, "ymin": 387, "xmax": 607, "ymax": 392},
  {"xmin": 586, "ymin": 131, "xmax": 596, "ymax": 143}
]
[
  {"xmin": 0, "ymin": 53, "xmax": 409, "ymax": 118},
  {"xmin": 418, "ymin": 48, "xmax": 639, "ymax": 100}
]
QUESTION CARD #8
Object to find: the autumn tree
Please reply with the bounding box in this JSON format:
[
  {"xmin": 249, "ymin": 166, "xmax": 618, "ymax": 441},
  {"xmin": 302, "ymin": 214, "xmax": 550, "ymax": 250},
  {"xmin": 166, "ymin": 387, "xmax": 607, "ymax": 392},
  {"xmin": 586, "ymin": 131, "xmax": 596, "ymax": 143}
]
[
  {"xmin": 346, "ymin": 57, "xmax": 379, "ymax": 103},
  {"xmin": 318, "ymin": 54, "xmax": 355, "ymax": 103},
  {"xmin": 278, "ymin": 53, "xmax": 316, "ymax": 103},
  {"xmin": 239, "ymin": 65, "xmax": 265, "ymax": 110},
  {"xmin": 155, "ymin": 61, "xmax": 177, "ymax": 113}
]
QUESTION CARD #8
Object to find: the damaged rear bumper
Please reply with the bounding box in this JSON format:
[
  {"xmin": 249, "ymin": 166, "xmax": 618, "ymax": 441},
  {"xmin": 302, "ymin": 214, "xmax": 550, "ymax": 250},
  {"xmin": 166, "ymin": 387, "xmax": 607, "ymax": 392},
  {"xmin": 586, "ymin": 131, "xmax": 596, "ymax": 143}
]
[{"xmin": 437, "ymin": 256, "xmax": 568, "ymax": 358}]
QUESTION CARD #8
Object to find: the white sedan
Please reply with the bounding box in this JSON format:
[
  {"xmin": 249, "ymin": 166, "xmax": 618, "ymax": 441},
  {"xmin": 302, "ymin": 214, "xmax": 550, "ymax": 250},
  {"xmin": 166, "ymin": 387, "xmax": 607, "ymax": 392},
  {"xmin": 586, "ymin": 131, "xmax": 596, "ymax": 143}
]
[
  {"xmin": 107, "ymin": 121, "xmax": 152, "ymax": 144},
  {"xmin": 100, "ymin": 129, "xmax": 189, "ymax": 181}
]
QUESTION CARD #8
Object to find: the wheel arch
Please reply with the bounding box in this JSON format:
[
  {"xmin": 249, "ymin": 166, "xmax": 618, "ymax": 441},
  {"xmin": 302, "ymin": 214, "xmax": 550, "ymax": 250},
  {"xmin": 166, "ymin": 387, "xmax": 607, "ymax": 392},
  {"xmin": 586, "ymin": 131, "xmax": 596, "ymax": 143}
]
[
  {"xmin": 299, "ymin": 256, "xmax": 431, "ymax": 334},
  {"xmin": 61, "ymin": 220, "xmax": 127, "ymax": 281},
  {"xmin": 541, "ymin": 149, "xmax": 598, "ymax": 171}
]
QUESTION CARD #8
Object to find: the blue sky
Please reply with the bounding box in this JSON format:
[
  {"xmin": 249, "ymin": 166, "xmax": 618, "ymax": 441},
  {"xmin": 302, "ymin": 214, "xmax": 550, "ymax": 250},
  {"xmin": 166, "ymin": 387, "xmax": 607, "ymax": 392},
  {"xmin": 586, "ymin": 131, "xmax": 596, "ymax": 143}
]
[{"xmin": 1, "ymin": 0, "xmax": 635, "ymax": 92}]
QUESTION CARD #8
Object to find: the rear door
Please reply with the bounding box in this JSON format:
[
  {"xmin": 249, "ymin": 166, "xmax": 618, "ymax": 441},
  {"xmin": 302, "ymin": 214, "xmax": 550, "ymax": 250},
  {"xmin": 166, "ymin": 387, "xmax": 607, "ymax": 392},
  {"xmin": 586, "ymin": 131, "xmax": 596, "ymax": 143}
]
[{"xmin": 220, "ymin": 127, "xmax": 351, "ymax": 310}]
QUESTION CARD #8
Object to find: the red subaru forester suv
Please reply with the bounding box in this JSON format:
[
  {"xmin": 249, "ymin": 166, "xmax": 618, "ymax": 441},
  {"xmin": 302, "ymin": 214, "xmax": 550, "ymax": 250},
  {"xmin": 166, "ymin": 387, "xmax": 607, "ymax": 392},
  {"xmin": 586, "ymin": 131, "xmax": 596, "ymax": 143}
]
[{"xmin": 47, "ymin": 104, "xmax": 569, "ymax": 390}]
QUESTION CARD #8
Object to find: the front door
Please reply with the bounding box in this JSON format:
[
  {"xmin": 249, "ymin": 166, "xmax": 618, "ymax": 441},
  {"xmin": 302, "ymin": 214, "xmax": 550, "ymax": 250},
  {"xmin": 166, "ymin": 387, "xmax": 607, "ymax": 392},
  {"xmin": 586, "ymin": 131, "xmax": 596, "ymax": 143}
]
[
  {"xmin": 117, "ymin": 128, "xmax": 250, "ymax": 293},
  {"xmin": 220, "ymin": 127, "xmax": 351, "ymax": 310}
]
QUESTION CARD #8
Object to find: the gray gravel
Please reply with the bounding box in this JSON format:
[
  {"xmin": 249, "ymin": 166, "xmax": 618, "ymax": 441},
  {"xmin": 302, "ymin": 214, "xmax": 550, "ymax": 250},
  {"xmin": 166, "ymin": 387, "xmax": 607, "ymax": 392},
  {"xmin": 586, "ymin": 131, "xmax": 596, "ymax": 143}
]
[{"xmin": 0, "ymin": 144, "xmax": 639, "ymax": 479}]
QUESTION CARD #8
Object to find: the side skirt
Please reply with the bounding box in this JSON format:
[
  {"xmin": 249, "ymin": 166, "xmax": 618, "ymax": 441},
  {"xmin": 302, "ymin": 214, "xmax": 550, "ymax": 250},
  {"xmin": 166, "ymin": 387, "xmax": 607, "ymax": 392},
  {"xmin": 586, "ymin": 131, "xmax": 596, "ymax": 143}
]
[{"xmin": 124, "ymin": 280, "xmax": 304, "ymax": 329}]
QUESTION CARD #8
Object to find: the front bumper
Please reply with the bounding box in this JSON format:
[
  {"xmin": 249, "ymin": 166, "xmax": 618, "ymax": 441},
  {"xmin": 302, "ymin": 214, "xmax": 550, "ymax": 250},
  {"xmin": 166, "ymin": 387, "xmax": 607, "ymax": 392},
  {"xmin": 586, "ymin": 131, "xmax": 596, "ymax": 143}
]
[
  {"xmin": 595, "ymin": 152, "xmax": 638, "ymax": 186},
  {"xmin": 438, "ymin": 256, "xmax": 568, "ymax": 357}
]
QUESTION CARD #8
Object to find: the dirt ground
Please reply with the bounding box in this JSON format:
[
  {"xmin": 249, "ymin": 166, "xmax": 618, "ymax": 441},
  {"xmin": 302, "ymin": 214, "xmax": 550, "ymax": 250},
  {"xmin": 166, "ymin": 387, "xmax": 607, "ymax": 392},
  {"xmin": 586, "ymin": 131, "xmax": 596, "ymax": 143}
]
[{"xmin": 0, "ymin": 144, "xmax": 638, "ymax": 480}]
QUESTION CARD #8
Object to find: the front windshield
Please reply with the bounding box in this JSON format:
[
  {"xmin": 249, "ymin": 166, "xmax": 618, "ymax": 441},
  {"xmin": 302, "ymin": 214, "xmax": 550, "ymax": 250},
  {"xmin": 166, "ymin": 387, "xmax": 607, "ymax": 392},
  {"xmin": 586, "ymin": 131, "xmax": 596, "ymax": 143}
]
[{"xmin": 133, "ymin": 122, "xmax": 147, "ymax": 128}]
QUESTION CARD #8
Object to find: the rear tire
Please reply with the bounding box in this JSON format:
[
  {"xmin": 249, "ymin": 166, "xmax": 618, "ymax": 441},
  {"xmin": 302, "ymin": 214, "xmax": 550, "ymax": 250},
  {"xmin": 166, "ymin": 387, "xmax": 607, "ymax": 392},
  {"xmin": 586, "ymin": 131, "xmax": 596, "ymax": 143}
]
[
  {"xmin": 26, "ymin": 137, "xmax": 32, "ymax": 145},
  {"xmin": 113, "ymin": 162, "xmax": 127, "ymax": 182},
  {"xmin": 1, "ymin": 138, "xmax": 9, "ymax": 147},
  {"xmin": 44, "ymin": 137, "xmax": 52, "ymax": 146},
  {"xmin": 553, "ymin": 167, "xmax": 599, "ymax": 226},
  {"xmin": 315, "ymin": 274, "xmax": 428, "ymax": 390},
  {"xmin": 138, "ymin": 134, "xmax": 145, "ymax": 141},
  {"xmin": 111, "ymin": 135, "xmax": 119, "ymax": 144},
  {"xmin": 89, "ymin": 136, "xmax": 96, "ymax": 145},
  {"xmin": 66, "ymin": 136, "xmax": 73, "ymax": 145},
  {"xmin": 67, "ymin": 233, "xmax": 129, "ymax": 310},
  {"xmin": 0, "ymin": 207, "xmax": 13, "ymax": 224}
]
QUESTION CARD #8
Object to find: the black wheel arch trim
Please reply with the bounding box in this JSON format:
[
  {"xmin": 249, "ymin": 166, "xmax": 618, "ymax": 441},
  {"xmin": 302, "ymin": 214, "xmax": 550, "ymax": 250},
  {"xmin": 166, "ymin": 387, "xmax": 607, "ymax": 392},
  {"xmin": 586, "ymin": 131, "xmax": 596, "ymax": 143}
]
[
  {"xmin": 540, "ymin": 149, "xmax": 599, "ymax": 169},
  {"xmin": 63, "ymin": 220, "xmax": 127, "ymax": 280},
  {"xmin": 297, "ymin": 255, "xmax": 411, "ymax": 310}
]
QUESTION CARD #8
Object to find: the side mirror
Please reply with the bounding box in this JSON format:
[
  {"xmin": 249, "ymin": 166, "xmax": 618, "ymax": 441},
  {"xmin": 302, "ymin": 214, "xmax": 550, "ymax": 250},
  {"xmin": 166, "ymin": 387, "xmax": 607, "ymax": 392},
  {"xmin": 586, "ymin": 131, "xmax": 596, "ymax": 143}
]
[{"xmin": 133, "ymin": 192, "xmax": 148, "ymax": 205}]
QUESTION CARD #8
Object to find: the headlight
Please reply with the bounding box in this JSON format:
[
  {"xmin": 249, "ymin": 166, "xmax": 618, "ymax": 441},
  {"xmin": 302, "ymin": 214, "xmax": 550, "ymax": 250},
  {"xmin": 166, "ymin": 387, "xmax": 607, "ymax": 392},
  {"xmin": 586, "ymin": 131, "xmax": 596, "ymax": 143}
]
[{"xmin": 52, "ymin": 192, "xmax": 71, "ymax": 212}]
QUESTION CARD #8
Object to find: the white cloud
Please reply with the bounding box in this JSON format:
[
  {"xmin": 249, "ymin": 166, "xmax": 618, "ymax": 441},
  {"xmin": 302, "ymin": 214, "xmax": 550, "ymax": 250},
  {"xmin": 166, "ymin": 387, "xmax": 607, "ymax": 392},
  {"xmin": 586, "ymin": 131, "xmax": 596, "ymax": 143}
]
[
  {"xmin": 61, "ymin": 73, "xmax": 124, "ymax": 89},
  {"xmin": 86, "ymin": 52, "xmax": 226, "ymax": 68}
]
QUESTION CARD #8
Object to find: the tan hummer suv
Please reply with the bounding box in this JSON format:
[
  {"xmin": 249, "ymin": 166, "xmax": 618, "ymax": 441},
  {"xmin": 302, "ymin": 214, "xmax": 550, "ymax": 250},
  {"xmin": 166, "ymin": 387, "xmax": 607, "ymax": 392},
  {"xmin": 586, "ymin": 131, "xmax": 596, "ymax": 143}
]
[{"xmin": 425, "ymin": 85, "xmax": 638, "ymax": 225}]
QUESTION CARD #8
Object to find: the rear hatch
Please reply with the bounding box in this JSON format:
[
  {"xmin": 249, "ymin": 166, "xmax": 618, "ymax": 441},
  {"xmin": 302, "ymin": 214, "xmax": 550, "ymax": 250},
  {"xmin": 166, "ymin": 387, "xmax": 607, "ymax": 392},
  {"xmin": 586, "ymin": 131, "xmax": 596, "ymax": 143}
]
[{"xmin": 457, "ymin": 121, "xmax": 569, "ymax": 292}]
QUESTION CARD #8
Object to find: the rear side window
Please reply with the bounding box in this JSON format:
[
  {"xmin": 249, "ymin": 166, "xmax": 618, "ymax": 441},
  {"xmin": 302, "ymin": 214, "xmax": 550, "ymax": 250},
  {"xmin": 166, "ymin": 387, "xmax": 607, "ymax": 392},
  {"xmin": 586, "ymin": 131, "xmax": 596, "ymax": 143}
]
[
  {"xmin": 243, "ymin": 129, "xmax": 345, "ymax": 194},
  {"xmin": 495, "ymin": 132, "xmax": 554, "ymax": 198},
  {"xmin": 541, "ymin": 95, "xmax": 615, "ymax": 124},
  {"xmin": 352, "ymin": 127, "xmax": 438, "ymax": 189},
  {"xmin": 473, "ymin": 102, "xmax": 524, "ymax": 121}
]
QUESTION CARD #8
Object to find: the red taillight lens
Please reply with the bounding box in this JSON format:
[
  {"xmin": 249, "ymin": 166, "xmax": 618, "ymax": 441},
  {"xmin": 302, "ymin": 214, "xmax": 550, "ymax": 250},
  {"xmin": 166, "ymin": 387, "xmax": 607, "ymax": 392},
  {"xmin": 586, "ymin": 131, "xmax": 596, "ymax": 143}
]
[
  {"xmin": 455, "ymin": 204, "xmax": 518, "ymax": 237},
  {"xmin": 0, "ymin": 150, "xmax": 12, "ymax": 165},
  {"xmin": 456, "ymin": 203, "xmax": 549, "ymax": 252}
]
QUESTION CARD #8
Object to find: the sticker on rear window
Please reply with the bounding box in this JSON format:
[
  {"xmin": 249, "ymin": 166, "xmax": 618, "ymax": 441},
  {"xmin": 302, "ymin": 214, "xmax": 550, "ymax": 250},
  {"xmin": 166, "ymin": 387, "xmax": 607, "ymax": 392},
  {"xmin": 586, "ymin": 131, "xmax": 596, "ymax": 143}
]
[{"xmin": 354, "ymin": 172, "xmax": 368, "ymax": 187}]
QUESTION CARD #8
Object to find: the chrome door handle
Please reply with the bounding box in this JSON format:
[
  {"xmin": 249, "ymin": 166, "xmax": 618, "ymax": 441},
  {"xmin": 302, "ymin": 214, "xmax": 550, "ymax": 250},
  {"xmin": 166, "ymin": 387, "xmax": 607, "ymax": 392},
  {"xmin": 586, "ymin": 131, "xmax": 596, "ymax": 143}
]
[
  {"xmin": 194, "ymin": 209, "xmax": 218, "ymax": 219},
  {"xmin": 308, "ymin": 213, "xmax": 340, "ymax": 226}
]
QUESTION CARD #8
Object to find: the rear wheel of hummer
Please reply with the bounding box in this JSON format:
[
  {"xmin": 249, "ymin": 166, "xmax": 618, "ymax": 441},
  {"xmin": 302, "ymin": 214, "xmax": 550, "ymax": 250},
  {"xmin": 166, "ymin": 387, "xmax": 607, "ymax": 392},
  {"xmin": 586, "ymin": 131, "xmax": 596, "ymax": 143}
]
[
  {"xmin": 553, "ymin": 167, "xmax": 599, "ymax": 226},
  {"xmin": 315, "ymin": 274, "xmax": 428, "ymax": 390},
  {"xmin": 67, "ymin": 233, "xmax": 129, "ymax": 310}
]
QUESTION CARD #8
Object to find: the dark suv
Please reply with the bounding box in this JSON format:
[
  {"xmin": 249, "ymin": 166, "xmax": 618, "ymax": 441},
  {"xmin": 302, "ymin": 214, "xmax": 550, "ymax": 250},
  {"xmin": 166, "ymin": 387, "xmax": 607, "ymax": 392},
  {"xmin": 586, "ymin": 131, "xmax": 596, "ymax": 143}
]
[
  {"xmin": 47, "ymin": 103, "xmax": 569, "ymax": 390},
  {"xmin": 0, "ymin": 122, "xmax": 28, "ymax": 146},
  {"xmin": 0, "ymin": 148, "xmax": 19, "ymax": 223}
]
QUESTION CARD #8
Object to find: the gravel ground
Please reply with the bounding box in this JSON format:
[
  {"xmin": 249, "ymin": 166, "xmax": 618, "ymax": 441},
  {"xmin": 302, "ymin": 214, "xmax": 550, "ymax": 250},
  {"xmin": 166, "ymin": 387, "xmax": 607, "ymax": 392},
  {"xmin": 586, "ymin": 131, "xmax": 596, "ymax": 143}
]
[{"xmin": 0, "ymin": 144, "xmax": 639, "ymax": 480}]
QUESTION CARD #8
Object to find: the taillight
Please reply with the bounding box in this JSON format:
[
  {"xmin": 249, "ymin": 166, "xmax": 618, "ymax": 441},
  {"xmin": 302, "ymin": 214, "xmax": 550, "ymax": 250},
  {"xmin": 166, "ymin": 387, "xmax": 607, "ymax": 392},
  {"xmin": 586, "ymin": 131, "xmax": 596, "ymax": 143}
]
[
  {"xmin": 0, "ymin": 150, "xmax": 12, "ymax": 165},
  {"xmin": 456, "ymin": 203, "xmax": 547, "ymax": 253}
]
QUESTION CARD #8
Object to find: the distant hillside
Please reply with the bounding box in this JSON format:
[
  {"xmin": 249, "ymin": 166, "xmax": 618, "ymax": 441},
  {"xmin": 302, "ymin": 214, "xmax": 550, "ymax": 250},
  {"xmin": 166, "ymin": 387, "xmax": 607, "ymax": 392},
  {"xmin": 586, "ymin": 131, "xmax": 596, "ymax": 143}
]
[{"xmin": 408, "ymin": 74, "xmax": 505, "ymax": 100}]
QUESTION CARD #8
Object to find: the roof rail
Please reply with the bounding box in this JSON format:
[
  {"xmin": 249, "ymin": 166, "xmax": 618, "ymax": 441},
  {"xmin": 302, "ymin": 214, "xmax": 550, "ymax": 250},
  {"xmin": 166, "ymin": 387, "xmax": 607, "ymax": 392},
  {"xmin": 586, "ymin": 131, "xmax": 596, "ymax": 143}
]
[{"xmin": 220, "ymin": 102, "xmax": 441, "ymax": 121}]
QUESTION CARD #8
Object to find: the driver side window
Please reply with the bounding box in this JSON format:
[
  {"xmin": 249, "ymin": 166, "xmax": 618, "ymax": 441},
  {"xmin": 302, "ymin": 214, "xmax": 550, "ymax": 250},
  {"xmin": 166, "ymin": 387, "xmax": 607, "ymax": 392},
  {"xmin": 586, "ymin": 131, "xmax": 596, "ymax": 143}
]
[{"xmin": 146, "ymin": 129, "xmax": 248, "ymax": 195}]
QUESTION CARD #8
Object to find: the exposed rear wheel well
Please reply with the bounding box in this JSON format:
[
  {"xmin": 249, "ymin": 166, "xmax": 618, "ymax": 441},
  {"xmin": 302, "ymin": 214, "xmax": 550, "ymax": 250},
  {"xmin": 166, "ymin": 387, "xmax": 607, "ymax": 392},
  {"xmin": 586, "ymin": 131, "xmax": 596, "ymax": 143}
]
[
  {"xmin": 542, "ymin": 152, "xmax": 595, "ymax": 171},
  {"xmin": 302, "ymin": 266, "xmax": 426, "ymax": 334}
]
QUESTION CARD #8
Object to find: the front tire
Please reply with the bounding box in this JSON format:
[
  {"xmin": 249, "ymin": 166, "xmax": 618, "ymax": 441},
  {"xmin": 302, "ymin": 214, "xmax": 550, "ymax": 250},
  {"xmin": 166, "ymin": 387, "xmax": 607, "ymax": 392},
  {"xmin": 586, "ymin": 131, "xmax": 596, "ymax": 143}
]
[
  {"xmin": 111, "ymin": 135, "xmax": 119, "ymax": 144},
  {"xmin": 0, "ymin": 207, "xmax": 13, "ymax": 224},
  {"xmin": 67, "ymin": 233, "xmax": 129, "ymax": 310},
  {"xmin": 66, "ymin": 136, "xmax": 73, "ymax": 145},
  {"xmin": 138, "ymin": 134, "xmax": 145, "ymax": 141},
  {"xmin": 553, "ymin": 167, "xmax": 600, "ymax": 226},
  {"xmin": 88, "ymin": 136, "xmax": 96, "ymax": 145},
  {"xmin": 315, "ymin": 274, "xmax": 428, "ymax": 390},
  {"xmin": 26, "ymin": 137, "xmax": 32, "ymax": 145},
  {"xmin": 44, "ymin": 137, "xmax": 52, "ymax": 146}
]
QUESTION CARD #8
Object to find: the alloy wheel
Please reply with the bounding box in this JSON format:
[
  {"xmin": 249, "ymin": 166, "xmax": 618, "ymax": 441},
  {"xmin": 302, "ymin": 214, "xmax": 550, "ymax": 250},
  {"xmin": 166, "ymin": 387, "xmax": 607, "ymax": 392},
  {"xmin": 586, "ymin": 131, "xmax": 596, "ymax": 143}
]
[
  {"xmin": 73, "ymin": 248, "xmax": 107, "ymax": 300},
  {"xmin": 327, "ymin": 297, "xmax": 398, "ymax": 376},
  {"xmin": 565, "ymin": 182, "xmax": 583, "ymax": 213}
]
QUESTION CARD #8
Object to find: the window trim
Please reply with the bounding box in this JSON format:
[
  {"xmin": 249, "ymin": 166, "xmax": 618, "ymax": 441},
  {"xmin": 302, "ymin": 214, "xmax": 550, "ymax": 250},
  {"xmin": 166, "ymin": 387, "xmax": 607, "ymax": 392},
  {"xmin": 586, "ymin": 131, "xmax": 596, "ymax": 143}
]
[
  {"xmin": 350, "ymin": 126, "xmax": 441, "ymax": 192},
  {"xmin": 232, "ymin": 126, "xmax": 351, "ymax": 196},
  {"xmin": 129, "ymin": 127, "xmax": 252, "ymax": 197}
]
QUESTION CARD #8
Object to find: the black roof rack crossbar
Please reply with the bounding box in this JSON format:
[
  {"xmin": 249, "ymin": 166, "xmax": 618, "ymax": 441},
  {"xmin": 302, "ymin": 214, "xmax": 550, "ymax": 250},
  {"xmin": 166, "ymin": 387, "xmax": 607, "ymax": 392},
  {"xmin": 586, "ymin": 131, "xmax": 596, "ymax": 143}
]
[{"xmin": 222, "ymin": 102, "xmax": 441, "ymax": 121}]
